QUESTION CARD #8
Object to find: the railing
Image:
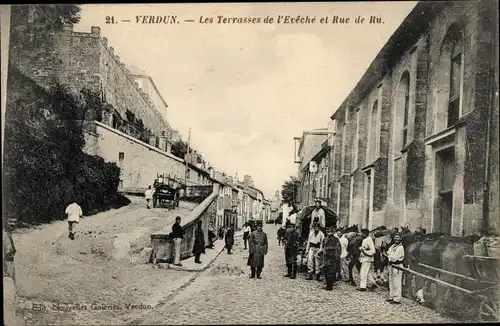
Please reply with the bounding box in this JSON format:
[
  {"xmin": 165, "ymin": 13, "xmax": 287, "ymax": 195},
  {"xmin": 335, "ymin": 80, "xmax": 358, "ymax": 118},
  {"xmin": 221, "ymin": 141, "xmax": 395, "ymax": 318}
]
[{"xmin": 150, "ymin": 184, "xmax": 219, "ymax": 264}]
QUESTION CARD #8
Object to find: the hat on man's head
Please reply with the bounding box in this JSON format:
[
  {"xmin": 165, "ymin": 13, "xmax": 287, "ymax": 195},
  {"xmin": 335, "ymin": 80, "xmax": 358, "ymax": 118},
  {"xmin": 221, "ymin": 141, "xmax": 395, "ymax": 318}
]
[
  {"xmin": 325, "ymin": 225, "xmax": 334, "ymax": 232},
  {"xmin": 315, "ymin": 198, "xmax": 322, "ymax": 203}
]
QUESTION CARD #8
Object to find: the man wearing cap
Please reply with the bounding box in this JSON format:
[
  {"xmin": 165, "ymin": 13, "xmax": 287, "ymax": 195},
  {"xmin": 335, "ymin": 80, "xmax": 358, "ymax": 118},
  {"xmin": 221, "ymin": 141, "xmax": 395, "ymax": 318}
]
[
  {"xmin": 248, "ymin": 221, "xmax": 268, "ymax": 279},
  {"xmin": 318, "ymin": 226, "xmax": 342, "ymax": 290},
  {"xmin": 283, "ymin": 222, "xmax": 300, "ymax": 279},
  {"xmin": 386, "ymin": 232, "xmax": 405, "ymax": 304},
  {"xmin": 358, "ymin": 228, "xmax": 377, "ymax": 291},
  {"xmin": 306, "ymin": 222, "xmax": 325, "ymax": 281},
  {"xmin": 310, "ymin": 199, "xmax": 326, "ymax": 231}
]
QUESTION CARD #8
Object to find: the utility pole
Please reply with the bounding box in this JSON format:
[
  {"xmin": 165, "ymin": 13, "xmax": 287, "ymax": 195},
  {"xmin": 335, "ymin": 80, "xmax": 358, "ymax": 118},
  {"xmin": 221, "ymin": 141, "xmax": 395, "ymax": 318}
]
[{"xmin": 184, "ymin": 128, "xmax": 191, "ymax": 186}]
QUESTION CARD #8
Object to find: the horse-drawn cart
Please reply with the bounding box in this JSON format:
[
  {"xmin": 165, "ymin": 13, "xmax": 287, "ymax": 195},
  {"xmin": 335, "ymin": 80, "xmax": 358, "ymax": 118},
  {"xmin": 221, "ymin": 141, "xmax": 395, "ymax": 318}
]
[
  {"xmin": 464, "ymin": 255, "xmax": 499, "ymax": 322},
  {"xmin": 394, "ymin": 254, "xmax": 499, "ymax": 322},
  {"xmin": 152, "ymin": 174, "xmax": 182, "ymax": 209}
]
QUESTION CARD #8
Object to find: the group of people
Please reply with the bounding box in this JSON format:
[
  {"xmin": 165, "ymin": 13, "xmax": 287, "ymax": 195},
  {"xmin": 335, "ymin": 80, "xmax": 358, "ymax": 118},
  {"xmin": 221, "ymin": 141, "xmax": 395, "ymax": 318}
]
[
  {"xmin": 169, "ymin": 216, "xmax": 219, "ymax": 266},
  {"xmin": 280, "ymin": 205, "xmax": 405, "ymax": 304}
]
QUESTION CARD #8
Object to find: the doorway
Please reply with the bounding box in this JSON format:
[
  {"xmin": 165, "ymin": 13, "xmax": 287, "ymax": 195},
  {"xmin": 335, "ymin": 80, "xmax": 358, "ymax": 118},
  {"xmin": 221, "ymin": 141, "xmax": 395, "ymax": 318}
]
[{"xmin": 435, "ymin": 147, "xmax": 455, "ymax": 234}]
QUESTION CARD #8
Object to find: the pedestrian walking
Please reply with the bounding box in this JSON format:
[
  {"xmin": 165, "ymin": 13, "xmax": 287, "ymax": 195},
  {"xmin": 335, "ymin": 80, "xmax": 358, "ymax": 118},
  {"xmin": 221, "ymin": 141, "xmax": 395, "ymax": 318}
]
[
  {"xmin": 277, "ymin": 226, "xmax": 286, "ymax": 246},
  {"xmin": 247, "ymin": 221, "xmax": 268, "ymax": 279},
  {"xmin": 309, "ymin": 199, "xmax": 326, "ymax": 231},
  {"xmin": 386, "ymin": 233, "xmax": 404, "ymax": 304},
  {"xmin": 283, "ymin": 222, "xmax": 300, "ymax": 279},
  {"xmin": 144, "ymin": 185, "xmax": 154, "ymax": 209},
  {"xmin": 207, "ymin": 223, "xmax": 216, "ymax": 249},
  {"xmin": 243, "ymin": 223, "xmax": 252, "ymax": 250},
  {"xmin": 346, "ymin": 233, "xmax": 363, "ymax": 286},
  {"xmin": 318, "ymin": 226, "xmax": 342, "ymax": 291},
  {"xmin": 171, "ymin": 216, "xmax": 184, "ymax": 267},
  {"xmin": 306, "ymin": 222, "xmax": 325, "ymax": 281},
  {"xmin": 65, "ymin": 201, "xmax": 83, "ymax": 240},
  {"xmin": 192, "ymin": 220, "xmax": 205, "ymax": 264},
  {"xmin": 225, "ymin": 224, "xmax": 234, "ymax": 254},
  {"xmin": 218, "ymin": 227, "xmax": 224, "ymax": 240},
  {"xmin": 357, "ymin": 229, "xmax": 377, "ymax": 291},
  {"xmin": 336, "ymin": 229, "xmax": 349, "ymax": 281}
]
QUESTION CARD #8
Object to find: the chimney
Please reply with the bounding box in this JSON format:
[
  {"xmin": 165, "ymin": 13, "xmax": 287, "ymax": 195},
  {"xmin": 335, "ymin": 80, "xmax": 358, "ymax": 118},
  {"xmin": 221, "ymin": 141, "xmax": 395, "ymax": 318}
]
[
  {"xmin": 102, "ymin": 37, "xmax": 108, "ymax": 47},
  {"xmin": 116, "ymin": 55, "xmax": 120, "ymax": 62},
  {"xmin": 109, "ymin": 47, "xmax": 114, "ymax": 56},
  {"xmin": 91, "ymin": 26, "xmax": 101, "ymax": 36}
]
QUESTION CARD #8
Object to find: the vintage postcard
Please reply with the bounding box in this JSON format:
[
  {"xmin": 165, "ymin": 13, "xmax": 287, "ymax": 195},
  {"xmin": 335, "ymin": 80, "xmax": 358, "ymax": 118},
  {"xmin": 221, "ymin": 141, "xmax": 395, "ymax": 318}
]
[{"xmin": 1, "ymin": 1, "xmax": 499, "ymax": 325}]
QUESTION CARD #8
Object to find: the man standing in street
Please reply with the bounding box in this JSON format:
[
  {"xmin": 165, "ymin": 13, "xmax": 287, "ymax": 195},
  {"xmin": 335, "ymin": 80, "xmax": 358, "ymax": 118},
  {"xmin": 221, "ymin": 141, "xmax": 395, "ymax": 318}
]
[
  {"xmin": 65, "ymin": 200, "xmax": 83, "ymax": 240},
  {"xmin": 225, "ymin": 224, "xmax": 235, "ymax": 254},
  {"xmin": 306, "ymin": 222, "xmax": 325, "ymax": 281},
  {"xmin": 346, "ymin": 232, "xmax": 363, "ymax": 286},
  {"xmin": 192, "ymin": 220, "xmax": 205, "ymax": 264},
  {"xmin": 358, "ymin": 228, "xmax": 377, "ymax": 291},
  {"xmin": 144, "ymin": 185, "xmax": 154, "ymax": 209},
  {"xmin": 207, "ymin": 222, "xmax": 216, "ymax": 249},
  {"xmin": 386, "ymin": 233, "xmax": 405, "ymax": 304},
  {"xmin": 277, "ymin": 225, "xmax": 286, "ymax": 246},
  {"xmin": 336, "ymin": 229, "xmax": 349, "ymax": 281},
  {"xmin": 248, "ymin": 221, "xmax": 268, "ymax": 279},
  {"xmin": 318, "ymin": 226, "xmax": 342, "ymax": 291},
  {"xmin": 243, "ymin": 223, "xmax": 252, "ymax": 250},
  {"xmin": 310, "ymin": 199, "xmax": 326, "ymax": 231},
  {"xmin": 171, "ymin": 216, "xmax": 184, "ymax": 267},
  {"xmin": 283, "ymin": 222, "xmax": 300, "ymax": 279}
]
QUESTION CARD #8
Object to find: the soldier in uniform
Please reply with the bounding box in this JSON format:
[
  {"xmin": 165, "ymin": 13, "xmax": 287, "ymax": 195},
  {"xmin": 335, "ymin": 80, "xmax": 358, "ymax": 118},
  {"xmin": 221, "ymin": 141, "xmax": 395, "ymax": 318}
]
[
  {"xmin": 318, "ymin": 226, "xmax": 342, "ymax": 291},
  {"xmin": 247, "ymin": 221, "xmax": 268, "ymax": 279},
  {"xmin": 283, "ymin": 221, "xmax": 300, "ymax": 279}
]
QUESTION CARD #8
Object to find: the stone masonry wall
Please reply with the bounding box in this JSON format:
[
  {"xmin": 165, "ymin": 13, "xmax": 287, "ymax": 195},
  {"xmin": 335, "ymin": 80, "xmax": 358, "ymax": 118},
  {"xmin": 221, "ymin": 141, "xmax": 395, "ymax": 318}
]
[
  {"xmin": 328, "ymin": 1, "xmax": 497, "ymax": 235},
  {"xmin": 84, "ymin": 121, "xmax": 202, "ymax": 193},
  {"xmin": 8, "ymin": 11, "xmax": 171, "ymax": 138}
]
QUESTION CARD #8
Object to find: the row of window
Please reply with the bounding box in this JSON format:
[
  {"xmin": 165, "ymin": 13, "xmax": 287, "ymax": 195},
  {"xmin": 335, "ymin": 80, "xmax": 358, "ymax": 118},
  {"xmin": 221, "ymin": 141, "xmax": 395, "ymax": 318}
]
[{"xmin": 335, "ymin": 23, "xmax": 465, "ymax": 174}]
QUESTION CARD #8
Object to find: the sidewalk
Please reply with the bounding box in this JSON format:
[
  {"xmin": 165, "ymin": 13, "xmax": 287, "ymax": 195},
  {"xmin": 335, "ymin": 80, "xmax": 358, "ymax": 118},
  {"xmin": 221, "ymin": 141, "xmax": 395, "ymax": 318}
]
[{"xmin": 166, "ymin": 230, "xmax": 244, "ymax": 272}]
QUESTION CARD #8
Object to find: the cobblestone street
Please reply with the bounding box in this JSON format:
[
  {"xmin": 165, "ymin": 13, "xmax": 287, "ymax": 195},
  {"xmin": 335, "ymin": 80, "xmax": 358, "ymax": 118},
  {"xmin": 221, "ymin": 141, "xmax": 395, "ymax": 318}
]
[{"xmin": 139, "ymin": 225, "xmax": 456, "ymax": 325}]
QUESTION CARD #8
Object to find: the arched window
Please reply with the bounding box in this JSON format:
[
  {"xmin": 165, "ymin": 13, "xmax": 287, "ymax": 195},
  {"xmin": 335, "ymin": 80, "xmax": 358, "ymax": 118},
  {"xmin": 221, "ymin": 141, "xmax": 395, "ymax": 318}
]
[
  {"xmin": 437, "ymin": 24, "xmax": 464, "ymax": 130},
  {"xmin": 400, "ymin": 71, "xmax": 411, "ymax": 147},
  {"xmin": 367, "ymin": 99, "xmax": 379, "ymax": 162}
]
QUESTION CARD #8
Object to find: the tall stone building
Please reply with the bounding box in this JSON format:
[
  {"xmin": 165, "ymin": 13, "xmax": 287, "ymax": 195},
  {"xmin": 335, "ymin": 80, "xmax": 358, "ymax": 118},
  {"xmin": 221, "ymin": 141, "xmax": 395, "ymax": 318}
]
[
  {"xmin": 8, "ymin": 6, "xmax": 173, "ymax": 147},
  {"xmin": 329, "ymin": 0, "xmax": 498, "ymax": 236}
]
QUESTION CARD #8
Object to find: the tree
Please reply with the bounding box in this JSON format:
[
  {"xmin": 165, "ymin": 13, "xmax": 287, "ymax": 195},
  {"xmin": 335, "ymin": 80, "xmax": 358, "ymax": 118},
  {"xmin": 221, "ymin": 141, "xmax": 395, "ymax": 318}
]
[
  {"xmin": 3, "ymin": 67, "xmax": 129, "ymax": 226},
  {"xmin": 281, "ymin": 176, "xmax": 300, "ymax": 205},
  {"xmin": 31, "ymin": 4, "xmax": 81, "ymax": 32},
  {"xmin": 170, "ymin": 140, "xmax": 193, "ymax": 159}
]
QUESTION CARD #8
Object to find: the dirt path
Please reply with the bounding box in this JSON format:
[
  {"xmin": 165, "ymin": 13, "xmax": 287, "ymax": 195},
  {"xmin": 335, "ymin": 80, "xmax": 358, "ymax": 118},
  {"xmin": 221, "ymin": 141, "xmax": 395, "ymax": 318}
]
[{"xmin": 13, "ymin": 196, "xmax": 199, "ymax": 325}]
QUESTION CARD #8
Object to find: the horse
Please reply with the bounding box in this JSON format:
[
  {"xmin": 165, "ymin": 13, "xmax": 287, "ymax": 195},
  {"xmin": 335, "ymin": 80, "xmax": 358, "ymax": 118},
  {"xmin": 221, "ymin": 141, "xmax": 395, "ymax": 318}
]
[{"xmin": 341, "ymin": 224, "xmax": 359, "ymax": 241}]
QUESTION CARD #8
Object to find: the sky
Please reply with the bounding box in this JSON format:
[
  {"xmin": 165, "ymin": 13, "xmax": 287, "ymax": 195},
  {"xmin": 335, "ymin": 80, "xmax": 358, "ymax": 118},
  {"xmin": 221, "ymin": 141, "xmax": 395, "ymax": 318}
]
[{"xmin": 74, "ymin": 2, "xmax": 417, "ymax": 199}]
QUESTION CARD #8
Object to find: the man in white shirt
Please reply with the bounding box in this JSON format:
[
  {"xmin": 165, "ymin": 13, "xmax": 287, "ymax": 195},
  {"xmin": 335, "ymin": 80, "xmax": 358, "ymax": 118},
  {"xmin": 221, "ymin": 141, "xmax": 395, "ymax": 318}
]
[
  {"xmin": 335, "ymin": 229, "xmax": 349, "ymax": 281},
  {"xmin": 144, "ymin": 185, "xmax": 154, "ymax": 209},
  {"xmin": 386, "ymin": 233, "xmax": 405, "ymax": 304},
  {"xmin": 65, "ymin": 201, "xmax": 83, "ymax": 240},
  {"xmin": 306, "ymin": 222, "xmax": 325, "ymax": 281},
  {"xmin": 243, "ymin": 223, "xmax": 252, "ymax": 250},
  {"xmin": 357, "ymin": 228, "xmax": 377, "ymax": 291},
  {"xmin": 310, "ymin": 199, "xmax": 326, "ymax": 231}
]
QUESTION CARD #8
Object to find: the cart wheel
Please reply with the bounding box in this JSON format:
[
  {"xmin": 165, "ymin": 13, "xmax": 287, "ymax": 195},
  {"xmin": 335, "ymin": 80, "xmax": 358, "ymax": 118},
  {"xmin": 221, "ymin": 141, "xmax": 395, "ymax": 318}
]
[{"xmin": 479, "ymin": 296, "xmax": 500, "ymax": 323}]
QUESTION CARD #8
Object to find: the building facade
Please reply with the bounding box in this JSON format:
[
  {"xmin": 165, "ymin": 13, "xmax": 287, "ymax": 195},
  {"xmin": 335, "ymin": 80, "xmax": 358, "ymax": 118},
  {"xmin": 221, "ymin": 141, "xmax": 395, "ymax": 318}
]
[
  {"xmin": 9, "ymin": 8, "xmax": 173, "ymax": 142},
  {"xmin": 296, "ymin": 131, "xmax": 328, "ymax": 209},
  {"xmin": 327, "ymin": 1, "xmax": 498, "ymax": 235}
]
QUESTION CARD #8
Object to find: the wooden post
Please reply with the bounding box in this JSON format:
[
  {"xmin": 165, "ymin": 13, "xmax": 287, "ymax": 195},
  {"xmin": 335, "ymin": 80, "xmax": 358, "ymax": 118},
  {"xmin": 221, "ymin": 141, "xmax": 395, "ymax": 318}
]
[{"xmin": 392, "ymin": 265, "xmax": 475, "ymax": 295}]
